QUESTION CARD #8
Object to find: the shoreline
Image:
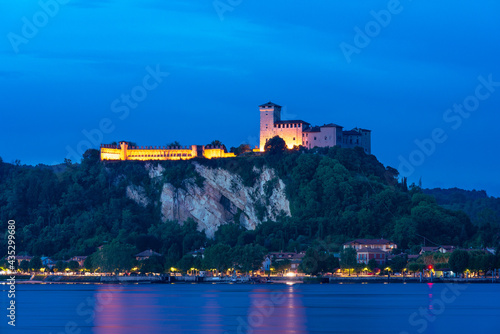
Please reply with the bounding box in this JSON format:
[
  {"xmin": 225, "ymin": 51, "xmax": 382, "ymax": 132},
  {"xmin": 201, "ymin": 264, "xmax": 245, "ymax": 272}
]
[{"xmin": 2, "ymin": 275, "xmax": 499, "ymax": 284}]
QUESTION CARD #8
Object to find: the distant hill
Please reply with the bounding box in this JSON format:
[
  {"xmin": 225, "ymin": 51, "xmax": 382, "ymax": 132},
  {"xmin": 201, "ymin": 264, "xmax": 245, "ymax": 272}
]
[
  {"xmin": 0, "ymin": 147, "xmax": 495, "ymax": 262},
  {"xmin": 424, "ymin": 188, "xmax": 500, "ymax": 227}
]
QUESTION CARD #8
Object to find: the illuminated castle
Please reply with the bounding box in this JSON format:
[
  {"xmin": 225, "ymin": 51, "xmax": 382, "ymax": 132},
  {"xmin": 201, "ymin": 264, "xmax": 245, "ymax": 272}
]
[
  {"xmin": 100, "ymin": 142, "xmax": 235, "ymax": 161},
  {"xmin": 100, "ymin": 101, "xmax": 371, "ymax": 161},
  {"xmin": 259, "ymin": 102, "xmax": 371, "ymax": 153}
]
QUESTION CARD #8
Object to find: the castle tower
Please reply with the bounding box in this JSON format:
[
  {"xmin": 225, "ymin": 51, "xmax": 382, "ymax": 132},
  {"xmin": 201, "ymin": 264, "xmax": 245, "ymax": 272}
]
[
  {"xmin": 259, "ymin": 102, "xmax": 282, "ymax": 151},
  {"xmin": 119, "ymin": 141, "xmax": 129, "ymax": 160}
]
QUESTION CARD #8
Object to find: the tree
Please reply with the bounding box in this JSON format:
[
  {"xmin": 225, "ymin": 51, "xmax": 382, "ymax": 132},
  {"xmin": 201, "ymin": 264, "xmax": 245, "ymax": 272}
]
[
  {"xmin": 68, "ymin": 261, "xmax": 80, "ymax": 272},
  {"xmin": 272, "ymin": 259, "xmax": 291, "ymax": 274},
  {"xmin": 448, "ymin": 250, "xmax": 470, "ymax": 274},
  {"xmin": 91, "ymin": 241, "xmax": 138, "ymax": 273},
  {"xmin": 264, "ymin": 136, "xmax": 286, "ymax": 155},
  {"xmin": 203, "ymin": 243, "xmax": 232, "ymax": 273},
  {"xmin": 140, "ymin": 255, "xmax": 165, "ymax": 274},
  {"xmin": 20, "ymin": 260, "xmax": 30, "ymax": 272},
  {"xmin": 230, "ymin": 144, "xmax": 251, "ymax": 156},
  {"xmin": 209, "ymin": 140, "xmax": 223, "ymax": 147},
  {"xmin": 56, "ymin": 260, "xmax": 66, "ymax": 272},
  {"xmin": 30, "ymin": 256, "xmax": 43, "ymax": 272},
  {"xmin": 300, "ymin": 248, "xmax": 340, "ymax": 275},
  {"xmin": 388, "ymin": 255, "xmax": 407, "ymax": 273},
  {"xmin": 339, "ymin": 248, "xmax": 357, "ymax": 270},
  {"xmin": 367, "ymin": 259, "xmax": 378, "ymax": 271},
  {"xmin": 408, "ymin": 262, "xmax": 423, "ymax": 274},
  {"xmin": 167, "ymin": 141, "xmax": 181, "ymax": 147},
  {"xmin": 176, "ymin": 255, "xmax": 196, "ymax": 273},
  {"xmin": 233, "ymin": 244, "xmax": 267, "ymax": 273},
  {"xmin": 84, "ymin": 256, "xmax": 93, "ymax": 271}
]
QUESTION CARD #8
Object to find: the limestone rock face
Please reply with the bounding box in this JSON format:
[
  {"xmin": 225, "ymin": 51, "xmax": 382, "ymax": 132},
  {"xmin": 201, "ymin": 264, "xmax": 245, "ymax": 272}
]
[
  {"xmin": 125, "ymin": 184, "xmax": 150, "ymax": 208},
  {"xmin": 128, "ymin": 162, "xmax": 291, "ymax": 238}
]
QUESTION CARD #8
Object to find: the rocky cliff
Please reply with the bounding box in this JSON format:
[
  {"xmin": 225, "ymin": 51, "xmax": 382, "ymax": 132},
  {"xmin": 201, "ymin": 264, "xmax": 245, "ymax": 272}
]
[{"xmin": 126, "ymin": 162, "xmax": 290, "ymax": 237}]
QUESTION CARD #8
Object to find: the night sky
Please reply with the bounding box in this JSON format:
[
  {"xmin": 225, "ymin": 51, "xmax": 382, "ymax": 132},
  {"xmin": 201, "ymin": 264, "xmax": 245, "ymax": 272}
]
[{"xmin": 1, "ymin": 1, "xmax": 499, "ymax": 196}]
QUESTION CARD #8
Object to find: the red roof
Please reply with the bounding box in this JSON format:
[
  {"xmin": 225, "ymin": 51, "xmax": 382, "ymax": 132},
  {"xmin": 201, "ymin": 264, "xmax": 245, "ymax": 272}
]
[
  {"xmin": 356, "ymin": 247, "xmax": 388, "ymax": 254},
  {"xmin": 345, "ymin": 239, "xmax": 395, "ymax": 246}
]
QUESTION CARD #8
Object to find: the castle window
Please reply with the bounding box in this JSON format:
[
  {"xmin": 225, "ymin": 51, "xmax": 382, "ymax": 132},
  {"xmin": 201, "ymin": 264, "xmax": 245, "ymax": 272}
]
[
  {"xmin": 293, "ymin": 137, "xmax": 295, "ymax": 141},
  {"xmin": 314, "ymin": 137, "xmax": 317, "ymax": 140},
  {"xmin": 325, "ymin": 136, "xmax": 327, "ymax": 140},
  {"xmin": 286, "ymin": 124, "xmax": 289, "ymax": 128}
]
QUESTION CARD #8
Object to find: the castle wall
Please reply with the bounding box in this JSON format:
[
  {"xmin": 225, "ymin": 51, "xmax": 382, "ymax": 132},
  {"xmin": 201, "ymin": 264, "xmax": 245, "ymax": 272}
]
[
  {"xmin": 100, "ymin": 147, "xmax": 121, "ymax": 160},
  {"xmin": 271, "ymin": 123, "xmax": 304, "ymax": 149},
  {"xmin": 100, "ymin": 144, "xmax": 233, "ymax": 161},
  {"xmin": 303, "ymin": 126, "xmax": 343, "ymax": 149},
  {"xmin": 203, "ymin": 145, "xmax": 236, "ymax": 159}
]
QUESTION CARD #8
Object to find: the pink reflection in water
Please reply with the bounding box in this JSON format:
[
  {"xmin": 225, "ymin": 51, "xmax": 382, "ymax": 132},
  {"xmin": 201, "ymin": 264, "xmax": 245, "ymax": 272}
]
[
  {"xmin": 92, "ymin": 285, "xmax": 180, "ymax": 334},
  {"xmin": 199, "ymin": 290, "xmax": 223, "ymax": 334},
  {"xmin": 241, "ymin": 286, "xmax": 306, "ymax": 334}
]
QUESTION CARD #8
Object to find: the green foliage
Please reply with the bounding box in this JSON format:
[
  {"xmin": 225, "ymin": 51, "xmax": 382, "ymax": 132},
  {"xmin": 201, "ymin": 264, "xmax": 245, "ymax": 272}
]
[
  {"xmin": 233, "ymin": 244, "xmax": 267, "ymax": 273},
  {"xmin": 140, "ymin": 255, "xmax": 166, "ymax": 274},
  {"xmin": 0, "ymin": 144, "xmax": 491, "ymax": 275},
  {"xmin": 19, "ymin": 260, "xmax": 30, "ymax": 272},
  {"xmin": 91, "ymin": 241, "xmax": 137, "ymax": 273},
  {"xmin": 202, "ymin": 243, "xmax": 232, "ymax": 272},
  {"xmin": 388, "ymin": 255, "xmax": 407, "ymax": 272},
  {"xmin": 230, "ymin": 144, "xmax": 251, "ymax": 156},
  {"xmin": 367, "ymin": 258, "xmax": 378, "ymax": 271},
  {"xmin": 56, "ymin": 260, "xmax": 66, "ymax": 272},
  {"xmin": 448, "ymin": 250, "xmax": 470, "ymax": 274},
  {"xmin": 84, "ymin": 256, "xmax": 93, "ymax": 271},
  {"xmin": 264, "ymin": 136, "xmax": 287, "ymax": 155},
  {"xmin": 339, "ymin": 248, "xmax": 357, "ymax": 269},
  {"xmin": 162, "ymin": 161, "xmax": 205, "ymax": 189},
  {"xmin": 299, "ymin": 248, "xmax": 339, "ymax": 275},
  {"xmin": 214, "ymin": 223, "xmax": 245, "ymax": 248},
  {"xmin": 408, "ymin": 262, "xmax": 424, "ymax": 273},
  {"xmin": 424, "ymin": 188, "xmax": 500, "ymax": 246},
  {"xmin": 68, "ymin": 261, "xmax": 80, "ymax": 271},
  {"xmin": 271, "ymin": 259, "xmax": 291, "ymax": 273},
  {"xmin": 30, "ymin": 256, "xmax": 42, "ymax": 271}
]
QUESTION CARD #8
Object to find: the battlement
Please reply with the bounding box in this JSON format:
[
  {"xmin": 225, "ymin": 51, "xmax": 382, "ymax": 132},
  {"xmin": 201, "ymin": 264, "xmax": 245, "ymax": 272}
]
[
  {"xmin": 100, "ymin": 142, "xmax": 235, "ymax": 161},
  {"xmin": 259, "ymin": 101, "xmax": 371, "ymax": 154}
]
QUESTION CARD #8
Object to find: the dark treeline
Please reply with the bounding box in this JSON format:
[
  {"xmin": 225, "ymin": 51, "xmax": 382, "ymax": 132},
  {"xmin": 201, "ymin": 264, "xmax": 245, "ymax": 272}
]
[
  {"xmin": 424, "ymin": 187, "xmax": 500, "ymax": 245},
  {"xmin": 0, "ymin": 145, "xmax": 498, "ymax": 273}
]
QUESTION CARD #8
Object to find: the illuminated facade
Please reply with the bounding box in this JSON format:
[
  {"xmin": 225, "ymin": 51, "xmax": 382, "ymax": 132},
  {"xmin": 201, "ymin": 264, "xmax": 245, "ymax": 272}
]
[
  {"xmin": 259, "ymin": 102, "xmax": 371, "ymax": 154},
  {"xmin": 101, "ymin": 100, "xmax": 372, "ymax": 162},
  {"xmin": 100, "ymin": 141, "xmax": 235, "ymax": 161}
]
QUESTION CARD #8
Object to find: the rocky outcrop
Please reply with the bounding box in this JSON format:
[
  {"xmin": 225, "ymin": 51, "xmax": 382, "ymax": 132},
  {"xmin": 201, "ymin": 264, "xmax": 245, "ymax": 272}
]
[
  {"xmin": 127, "ymin": 162, "xmax": 291, "ymax": 238},
  {"xmin": 125, "ymin": 184, "xmax": 150, "ymax": 208}
]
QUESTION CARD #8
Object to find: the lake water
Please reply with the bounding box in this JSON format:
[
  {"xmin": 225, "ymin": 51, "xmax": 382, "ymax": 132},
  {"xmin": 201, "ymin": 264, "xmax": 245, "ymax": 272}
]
[{"xmin": 1, "ymin": 282, "xmax": 499, "ymax": 333}]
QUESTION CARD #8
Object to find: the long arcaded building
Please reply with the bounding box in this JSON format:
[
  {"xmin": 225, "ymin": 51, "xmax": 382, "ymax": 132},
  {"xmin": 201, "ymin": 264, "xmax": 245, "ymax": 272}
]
[{"xmin": 100, "ymin": 142, "xmax": 235, "ymax": 161}]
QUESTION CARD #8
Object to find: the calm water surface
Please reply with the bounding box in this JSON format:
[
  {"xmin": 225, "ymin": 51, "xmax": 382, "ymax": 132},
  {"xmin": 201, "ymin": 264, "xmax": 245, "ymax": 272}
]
[{"xmin": 1, "ymin": 282, "xmax": 499, "ymax": 333}]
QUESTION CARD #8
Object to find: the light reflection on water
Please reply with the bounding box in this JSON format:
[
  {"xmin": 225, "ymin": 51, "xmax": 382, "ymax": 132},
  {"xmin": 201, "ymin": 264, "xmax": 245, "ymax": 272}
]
[{"xmin": 1, "ymin": 283, "xmax": 499, "ymax": 333}]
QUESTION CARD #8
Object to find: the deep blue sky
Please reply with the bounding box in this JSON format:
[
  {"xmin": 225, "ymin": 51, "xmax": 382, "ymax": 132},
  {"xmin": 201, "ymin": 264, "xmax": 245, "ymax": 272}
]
[{"xmin": 1, "ymin": 0, "xmax": 499, "ymax": 196}]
